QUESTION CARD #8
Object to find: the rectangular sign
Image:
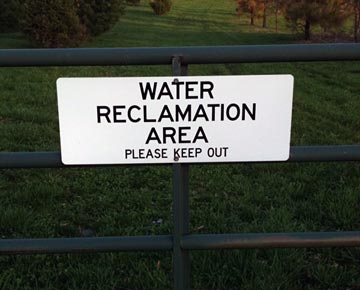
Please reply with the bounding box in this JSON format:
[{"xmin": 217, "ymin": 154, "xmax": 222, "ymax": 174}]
[{"xmin": 57, "ymin": 75, "xmax": 294, "ymax": 165}]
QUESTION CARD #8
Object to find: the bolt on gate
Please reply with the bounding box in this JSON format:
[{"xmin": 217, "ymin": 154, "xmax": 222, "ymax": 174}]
[{"xmin": 1, "ymin": 44, "xmax": 360, "ymax": 290}]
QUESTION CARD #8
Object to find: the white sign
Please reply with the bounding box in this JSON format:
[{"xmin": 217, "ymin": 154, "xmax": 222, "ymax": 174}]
[{"xmin": 57, "ymin": 75, "xmax": 294, "ymax": 165}]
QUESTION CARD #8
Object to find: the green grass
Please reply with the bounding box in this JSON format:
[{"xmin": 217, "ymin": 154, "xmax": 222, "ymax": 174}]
[{"xmin": 0, "ymin": 0, "xmax": 360, "ymax": 289}]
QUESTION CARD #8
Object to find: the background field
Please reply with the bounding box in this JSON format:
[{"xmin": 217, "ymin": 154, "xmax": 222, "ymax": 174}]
[{"xmin": 1, "ymin": 0, "xmax": 360, "ymax": 289}]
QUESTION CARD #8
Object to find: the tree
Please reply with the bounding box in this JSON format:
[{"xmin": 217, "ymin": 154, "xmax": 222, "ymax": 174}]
[
  {"xmin": 23, "ymin": 0, "xmax": 86, "ymax": 48},
  {"xmin": 22, "ymin": 0, "xmax": 125, "ymax": 47},
  {"xmin": 319, "ymin": 0, "xmax": 350, "ymax": 35},
  {"xmin": 236, "ymin": 0, "xmax": 262, "ymax": 25},
  {"xmin": 262, "ymin": 0, "xmax": 268, "ymax": 28},
  {"xmin": 273, "ymin": 0, "xmax": 287, "ymax": 32},
  {"xmin": 126, "ymin": 0, "xmax": 140, "ymax": 5},
  {"xmin": 285, "ymin": 0, "xmax": 324, "ymax": 40},
  {"xmin": 77, "ymin": 0, "xmax": 126, "ymax": 36},
  {"xmin": 285, "ymin": 0, "xmax": 353, "ymax": 40},
  {"xmin": 356, "ymin": 0, "xmax": 360, "ymax": 41},
  {"xmin": 345, "ymin": 0, "xmax": 360, "ymax": 41},
  {"xmin": 0, "ymin": 0, "xmax": 22, "ymax": 32},
  {"xmin": 149, "ymin": 0, "xmax": 173, "ymax": 15}
]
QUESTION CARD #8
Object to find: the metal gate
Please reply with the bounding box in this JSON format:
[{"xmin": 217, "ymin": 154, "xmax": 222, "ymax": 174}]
[{"xmin": 0, "ymin": 43, "xmax": 360, "ymax": 290}]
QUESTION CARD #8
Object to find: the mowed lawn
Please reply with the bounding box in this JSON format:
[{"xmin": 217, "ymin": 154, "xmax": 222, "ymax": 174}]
[{"xmin": 1, "ymin": 0, "xmax": 360, "ymax": 289}]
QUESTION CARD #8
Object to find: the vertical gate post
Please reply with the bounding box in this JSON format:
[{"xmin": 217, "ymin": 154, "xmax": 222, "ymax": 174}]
[{"xmin": 172, "ymin": 56, "xmax": 190, "ymax": 290}]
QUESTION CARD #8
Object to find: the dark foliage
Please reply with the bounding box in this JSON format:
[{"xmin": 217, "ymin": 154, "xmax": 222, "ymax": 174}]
[
  {"xmin": 22, "ymin": 0, "xmax": 125, "ymax": 47},
  {"xmin": 126, "ymin": 0, "xmax": 141, "ymax": 6},
  {"xmin": 77, "ymin": 0, "xmax": 126, "ymax": 36},
  {"xmin": 22, "ymin": 0, "xmax": 86, "ymax": 47},
  {"xmin": 0, "ymin": 0, "xmax": 22, "ymax": 32},
  {"xmin": 149, "ymin": 0, "xmax": 172, "ymax": 15}
]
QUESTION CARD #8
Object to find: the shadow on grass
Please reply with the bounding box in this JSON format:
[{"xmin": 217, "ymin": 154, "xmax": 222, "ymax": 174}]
[{"xmin": 0, "ymin": 32, "xmax": 30, "ymax": 49}]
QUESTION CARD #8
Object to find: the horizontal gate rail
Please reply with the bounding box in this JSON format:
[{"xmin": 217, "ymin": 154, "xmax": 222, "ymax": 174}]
[
  {"xmin": 0, "ymin": 43, "xmax": 359, "ymax": 67},
  {"xmin": 1, "ymin": 145, "xmax": 360, "ymax": 168},
  {"xmin": 181, "ymin": 232, "xmax": 360, "ymax": 250},
  {"xmin": 0, "ymin": 235, "xmax": 173, "ymax": 255},
  {"xmin": 2, "ymin": 231, "xmax": 360, "ymax": 255}
]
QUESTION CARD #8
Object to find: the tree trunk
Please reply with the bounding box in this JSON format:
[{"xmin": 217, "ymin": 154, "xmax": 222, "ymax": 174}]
[
  {"xmin": 275, "ymin": 0, "xmax": 279, "ymax": 32},
  {"xmin": 250, "ymin": 8, "xmax": 255, "ymax": 25},
  {"xmin": 355, "ymin": 9, "xmax": 359, "ymax": 42},
  {"xmin": 305, "ymin": 18, "xmax": 311, "ymax": 40},
  {"xmin": 262, "ymin": 1, "xmax": 267, "ymax": 28}
]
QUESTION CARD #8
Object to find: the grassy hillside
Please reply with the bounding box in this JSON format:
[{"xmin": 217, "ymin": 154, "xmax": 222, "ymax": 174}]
[{"xmin": 0, "ymin": 0, "xmax": 360, "ymax": 289}]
